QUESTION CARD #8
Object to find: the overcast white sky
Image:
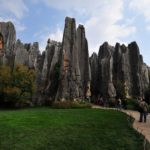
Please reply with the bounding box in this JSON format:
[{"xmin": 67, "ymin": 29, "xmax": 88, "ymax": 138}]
[{"xmin": 0, "ymin": 0, "xmax": 150, "ymax": 65}]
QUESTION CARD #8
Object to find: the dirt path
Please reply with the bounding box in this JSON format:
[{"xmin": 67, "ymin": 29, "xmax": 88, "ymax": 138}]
[{"xmin": 92, "ymin": 105, "xmax": 150, "ymax": 143}]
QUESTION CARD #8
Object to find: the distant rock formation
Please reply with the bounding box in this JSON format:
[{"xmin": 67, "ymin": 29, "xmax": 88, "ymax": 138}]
[
  {"xmin": 0, "ymin": 17, "xmax": 149, "ymax": 105},
  {"xmin": 15, "ymin": 40, "xmax": 40, "ymax": 67},
  {"xmin": 90, "ymin": 41, "xmax": 150, "ymax": 100}
]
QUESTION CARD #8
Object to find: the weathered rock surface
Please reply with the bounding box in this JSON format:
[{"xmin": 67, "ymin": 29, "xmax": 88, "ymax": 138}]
[
  {"xmin": 90, "ymin": 53, "xmax": 99, "ymax": 98},
  {"xmin": 15, "ymin": 40, "xmax": 40, "ymax": 67},
  {"xmin": 98, "ymin": 42, "xmax": 116, "ymax": 98},
  {"xmin": 77, "ymin": 25, "xmax": 91, "ymax": 98},
  {"xmin": 28, "ymin": 42, "xmax": 40, "ymax": 68},
  {"xmin": 113, "ymin": 43, "xmax": 132, "ymax": 98},
  {"xmin": 56, "ymin": 17, "xmax": 91, "ymax": 101},
  {"xmin": 56, "ymin": 17, "xmax": 82, "ymax": 100},
  {"xmin": 15, "ymin": 39, "xmax": 29, "ymax": 65},
  {"xmin": 32, "ymin": 39, "xmax": 61, "ymax": 105},
  {"xmin": 90, "ymin": 41, "xmax": 149, "ymax": 100},
  {"xmin": 41, "ymin": 39, "xmax": 61, "ymax": 99},
  {"xmin": 0, "ymin": 21, "xmax": 16, "ymax": 67},
  {"xmin": 0, "ymin": 18, "xmax": 149, "ymax": 104},
  {"xmin": 33, "ymin": 51, "xmax": 45, "ymax": 105}
]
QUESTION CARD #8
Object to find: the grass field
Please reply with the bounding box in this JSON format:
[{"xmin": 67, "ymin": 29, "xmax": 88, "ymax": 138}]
[{"xmin": 0, "ymin": 108, "xmax": 144, "ymax": 150}]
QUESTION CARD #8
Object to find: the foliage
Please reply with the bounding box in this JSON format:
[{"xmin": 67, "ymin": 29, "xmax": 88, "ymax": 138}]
[
  {"xmin": 126, "ymin": 98, "xmax": 139, "ymax": 110},
  {"xmin": 0, "ymin": 65, "xmax": 36, "ymax": 107},
  {"xmin": 0, "ymin": 108, "xmax": 144, "ymax": 150},
  {"xmin": 126, "ymin": 98, "xmax": 150, "ymax": 112},
  {"xmin": 114, "ymin": 80, "xmax": 126, "ymax": 99},
  {"xmin": 52, "ymin": 100, "xmax": 92, "ymax": 109},
  {"xmin": 71, "ymin": 101, "xmax": 92, "ymax": 108}
]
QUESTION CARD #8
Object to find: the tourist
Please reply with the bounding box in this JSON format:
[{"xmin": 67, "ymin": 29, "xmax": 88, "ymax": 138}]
[
  {"xmin": 117, "ymin": 98, "xmax": 122, "ymax": 110},
  {"xmin": 138, "ymin": 98, "xmax": 148, "ymax": 123}
]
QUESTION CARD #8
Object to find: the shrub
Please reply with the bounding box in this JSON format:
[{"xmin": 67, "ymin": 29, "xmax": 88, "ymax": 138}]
[
  {"xmin": 52, "ymin": 100, "xmax": 92, "ymax": 109},
  {"xmin": 71, "ymin": 101, "xmax": 92, "ymax": 108},
  {"xmin": 126, "ymin": 98, "xmax": 139, "ymax": 110},
  {"xmin": 52, "ymin": 101, "xmax": 72, "ymax": 109}
]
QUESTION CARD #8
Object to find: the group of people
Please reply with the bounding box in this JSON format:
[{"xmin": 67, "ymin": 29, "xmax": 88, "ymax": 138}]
[
  {"xmin": 95, "ymin": 96, "xmax": 125, "ymax": 109},
  {"xmin": 115, "ymin": 97, "xmax": 149, "ymax": 123},
  {"xmin": 94, "ymin": 96, "xmax": 149, "ymax": 123}
]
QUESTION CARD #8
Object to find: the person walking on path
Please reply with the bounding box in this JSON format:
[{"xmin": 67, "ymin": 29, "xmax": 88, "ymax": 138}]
[
  {"xmin": 116, "ymin": 98, "xmax": 122, "ymax": 110},
  {"xmin": 138, "ymin": 98, "xmax": 148, "ymax": 123}
]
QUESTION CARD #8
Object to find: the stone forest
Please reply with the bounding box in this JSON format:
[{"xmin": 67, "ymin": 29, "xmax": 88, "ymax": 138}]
[{"xmin": 0, "ymin": 17, "xmax": 150, "ymax": 106}]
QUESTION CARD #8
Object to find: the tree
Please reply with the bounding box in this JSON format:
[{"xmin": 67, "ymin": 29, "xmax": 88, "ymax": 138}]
[
  {"xmin": 13, "ymin": 65, "xmax": 36, "ymax": 99},
  {"xmin": 0, "ymin": 64, "xmax": 36, "ymax": 107}
]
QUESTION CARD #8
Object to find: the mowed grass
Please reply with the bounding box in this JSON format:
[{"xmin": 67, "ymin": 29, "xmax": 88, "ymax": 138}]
[{"xmin": 0, "ymin": 108, "xmax": 144, "ymax": 150}]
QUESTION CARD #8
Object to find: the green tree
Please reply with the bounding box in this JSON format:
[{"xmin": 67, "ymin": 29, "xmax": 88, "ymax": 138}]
[
  {"xmin": 13, "ymin": 65, "xmax": 36, "ymax": 99},
  {"xmin": 0, "ymin": 64, "xmax": 36, "ymax": 107}
]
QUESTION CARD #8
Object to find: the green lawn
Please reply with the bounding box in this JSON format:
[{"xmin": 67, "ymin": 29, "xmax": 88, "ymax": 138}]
[{"xmin": 0, "ymin": 108, "xmax": 144, "ymax": 150}]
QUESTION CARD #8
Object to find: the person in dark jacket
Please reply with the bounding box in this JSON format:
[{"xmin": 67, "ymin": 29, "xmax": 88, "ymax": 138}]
[{"xmin": 138, "ymin": 98, "xmax": 148, "ymax": 123}]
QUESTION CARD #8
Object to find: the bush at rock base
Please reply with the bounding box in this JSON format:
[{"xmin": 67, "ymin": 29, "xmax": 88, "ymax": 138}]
[
  {"xmin": 126, "ymin": 98, "xmax": 140, "ymax": 110},
  {"xmin": 52, "ymin": 100, "xmax": 92, "ymax": 109}
]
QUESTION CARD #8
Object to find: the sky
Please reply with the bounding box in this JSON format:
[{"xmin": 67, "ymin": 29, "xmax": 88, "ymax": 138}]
[{"xmin": 0, "ymin": 0, "xmax": 150, "ymax": 65}]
